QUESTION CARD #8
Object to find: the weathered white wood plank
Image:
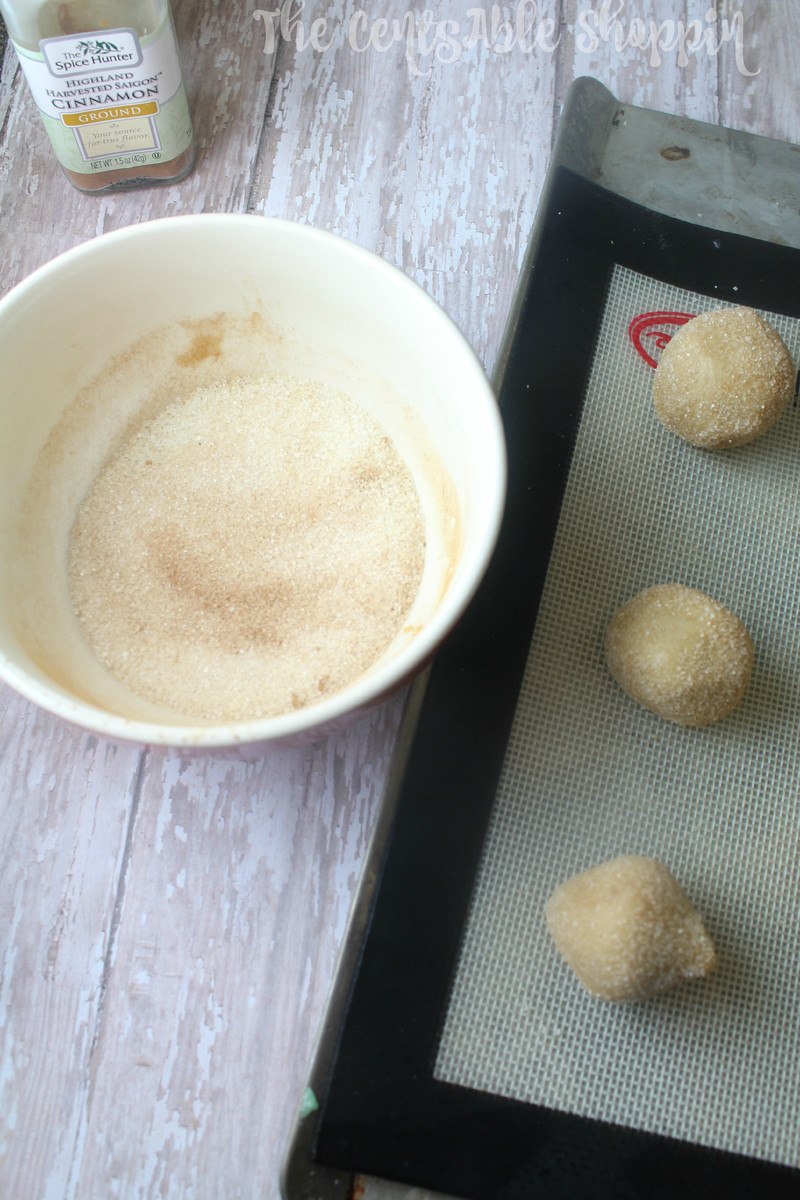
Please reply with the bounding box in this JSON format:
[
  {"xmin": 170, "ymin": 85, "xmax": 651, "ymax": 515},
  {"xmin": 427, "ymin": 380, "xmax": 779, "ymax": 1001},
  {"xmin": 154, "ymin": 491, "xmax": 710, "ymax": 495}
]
[
  {"xmin": 253, "ymin": 2, "xmax": 558, "ymax": 374},
  {"xmin": 718, "ymin": 0, "xmax": 800, "ymax": 144},
  {"xmin": 0, "ymin": 684, "xmax": 143, "ymax": 1199},
  {"xmin": 72, "ymin": 696, "xmax": 405, "ymax": 1200},
  {"xmin": 553, "ymin": 0, "xmax": 721, "ymax": 124},
  {"xmin": 383, "ymin": 33, "xmax": 558, "ymax": 373}
]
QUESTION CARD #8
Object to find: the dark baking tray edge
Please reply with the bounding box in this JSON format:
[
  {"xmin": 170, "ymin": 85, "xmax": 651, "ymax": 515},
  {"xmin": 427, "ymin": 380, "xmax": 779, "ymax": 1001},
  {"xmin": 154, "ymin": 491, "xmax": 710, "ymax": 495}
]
[{"xmin": 282, "ymin": 136, "xmax": 800, "ymax": 1200}]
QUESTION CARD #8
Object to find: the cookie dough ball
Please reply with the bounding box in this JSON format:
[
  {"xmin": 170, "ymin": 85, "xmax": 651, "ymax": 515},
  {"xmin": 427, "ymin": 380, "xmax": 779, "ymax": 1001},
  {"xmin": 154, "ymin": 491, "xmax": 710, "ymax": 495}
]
[
  {"xmin": 605, "ymin": 584, "xmax": 753, "ymax": 726},
  {"xmin": 545, "ymin": 855, "xmax": 716, "ymax": 1002},
  {"xmin": 652, "ymin": 307, "xmax": 794, "ymax": 449}
]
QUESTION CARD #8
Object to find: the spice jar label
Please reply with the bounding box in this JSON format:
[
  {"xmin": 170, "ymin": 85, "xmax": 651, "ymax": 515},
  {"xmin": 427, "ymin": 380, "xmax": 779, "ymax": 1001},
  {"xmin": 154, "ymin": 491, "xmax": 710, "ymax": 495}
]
[{"xmin": 9, "ymin": 13, "xmax": 193, "ymax": 178}]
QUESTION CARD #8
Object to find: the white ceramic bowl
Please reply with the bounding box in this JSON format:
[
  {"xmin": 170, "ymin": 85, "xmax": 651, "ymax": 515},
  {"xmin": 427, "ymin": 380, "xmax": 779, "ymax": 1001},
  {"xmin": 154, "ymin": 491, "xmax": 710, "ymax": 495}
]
[{"xmin": 0, "ymin": 216, "xmax": 505, "ymax": 750}]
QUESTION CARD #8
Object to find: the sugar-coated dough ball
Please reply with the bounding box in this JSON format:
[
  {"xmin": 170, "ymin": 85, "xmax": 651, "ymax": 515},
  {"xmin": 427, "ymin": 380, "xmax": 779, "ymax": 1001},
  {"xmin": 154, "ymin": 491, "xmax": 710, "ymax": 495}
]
[
  {"xmin": 604, "ymin": 584, "xmax": 753, "ymax": 726},
  {"xmin": 652, "ymin": 307, "xmax": 794, "ymax": 449},
  {"xmin": 545, "ymin": 855, "xmax": 716, "ymax": 1002}
]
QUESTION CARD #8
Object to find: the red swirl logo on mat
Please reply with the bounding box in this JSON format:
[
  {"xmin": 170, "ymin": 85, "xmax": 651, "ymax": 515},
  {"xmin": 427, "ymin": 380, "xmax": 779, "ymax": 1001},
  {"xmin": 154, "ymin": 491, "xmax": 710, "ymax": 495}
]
[{"xmin": 628, "ymin": 310, "xmax": 695, "ymax": 369}]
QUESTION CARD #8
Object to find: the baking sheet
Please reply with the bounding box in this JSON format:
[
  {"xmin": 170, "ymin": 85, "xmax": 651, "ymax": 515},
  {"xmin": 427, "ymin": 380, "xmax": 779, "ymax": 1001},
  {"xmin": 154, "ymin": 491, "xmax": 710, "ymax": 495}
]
[
  {"xmin": 287, "ymin": 157, "xmax": 800, "ymax": 1200},
  {"xmin": 434, "ymin": 265, "xmax": 800, "ymax": 1167}
]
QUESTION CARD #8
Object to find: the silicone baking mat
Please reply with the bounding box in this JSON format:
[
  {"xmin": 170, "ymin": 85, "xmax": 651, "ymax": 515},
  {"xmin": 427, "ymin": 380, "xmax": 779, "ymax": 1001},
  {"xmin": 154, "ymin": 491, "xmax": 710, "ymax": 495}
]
[
  {"xmin": 290, "ymin": 166, "xmax": 800, "ymax": 1200},
  {"xmin": 434, "ymin": 264, "xmax": 800, "ymax": 1166}
]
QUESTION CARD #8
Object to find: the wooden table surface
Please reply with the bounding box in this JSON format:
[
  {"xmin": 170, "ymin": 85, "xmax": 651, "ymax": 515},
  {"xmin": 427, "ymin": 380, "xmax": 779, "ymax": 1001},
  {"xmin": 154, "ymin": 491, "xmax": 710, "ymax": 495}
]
[{"xmin": 1, "ymin": 3, "xmax": 798, "ymax": 1197}]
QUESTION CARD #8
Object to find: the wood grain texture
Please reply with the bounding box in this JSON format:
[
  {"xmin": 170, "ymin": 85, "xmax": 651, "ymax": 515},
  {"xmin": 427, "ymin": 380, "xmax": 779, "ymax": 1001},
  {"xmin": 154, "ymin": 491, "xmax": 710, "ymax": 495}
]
[
  {"xmin": 0, "ymin": 2, "xmax": 796, "ymax": 1198},
  {"xmin": 554, "ymin": 0, "xmax": 720, "ymax": 121},
  {"xmin": 718, "ymin": 0, "xmax": 800, "ymax": 143},
  {"xmin": 0, "ymin": 684, "xmax": 143, "ymax": 1199},
  {"xmin": 250, "ymin": 1, "xmax": 557, "ymax": 373},
  {"xmin": 73, "ymin": 696, "xmax": 406, "ymax": 1199}
]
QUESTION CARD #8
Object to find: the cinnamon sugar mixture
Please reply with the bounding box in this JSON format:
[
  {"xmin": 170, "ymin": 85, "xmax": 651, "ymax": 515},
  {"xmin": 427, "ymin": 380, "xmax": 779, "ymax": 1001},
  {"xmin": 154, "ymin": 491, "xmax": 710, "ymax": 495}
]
[{"xmin": 68, "ymin": 375, "xmax": 426, "ymax": 722}]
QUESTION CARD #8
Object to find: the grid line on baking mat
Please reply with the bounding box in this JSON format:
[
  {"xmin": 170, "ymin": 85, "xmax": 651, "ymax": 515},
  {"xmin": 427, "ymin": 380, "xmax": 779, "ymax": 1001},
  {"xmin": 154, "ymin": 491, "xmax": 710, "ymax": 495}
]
[{"xmin": 434, "ymin": 265, "xmax": 800, "ymax": 1167}]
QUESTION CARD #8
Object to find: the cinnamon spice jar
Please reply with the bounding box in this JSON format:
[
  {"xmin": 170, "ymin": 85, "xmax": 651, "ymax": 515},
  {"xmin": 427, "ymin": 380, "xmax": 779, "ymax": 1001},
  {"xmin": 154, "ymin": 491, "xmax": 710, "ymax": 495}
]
[{"xmin": 1, "ymin": 0, "xmax": 195, "ymax": 192}]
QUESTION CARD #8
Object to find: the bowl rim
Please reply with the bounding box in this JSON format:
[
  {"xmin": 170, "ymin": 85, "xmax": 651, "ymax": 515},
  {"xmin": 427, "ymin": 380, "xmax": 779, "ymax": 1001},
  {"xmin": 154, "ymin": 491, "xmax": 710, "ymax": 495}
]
[{"xmin": 0, "ymin": 214, "xmax": 507, "ymax": 747}]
